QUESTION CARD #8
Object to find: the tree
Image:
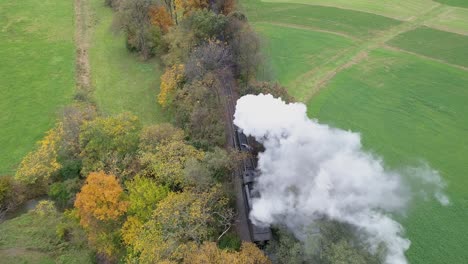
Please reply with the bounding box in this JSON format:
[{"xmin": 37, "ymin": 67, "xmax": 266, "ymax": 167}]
[
  {"xmin": 225, "ymin": 12, "xmax": 262, "ymax": 82},
  {"xmin": 163, "ymin": 10, "xmax": 227, "ymax": 65},
  {"xmin": 59, "ymin": 104, "xmax": 96, "ymax": 159},
  {"xmin": 139, "ymin": 139, "xmax": 204, "ymax": 189},
  {"xmin": 139, "ymin": 123, "xmax": 185, "ymax": 152},
  {"xmin": 173, "ymin": 72, "xmax": 226, "ymax": 149},
  {"xmin": 183, "ymin": 242, "xmax": 271, "ymax": 264},
  {"xmin": 74, "ymin": 171, "xmax": 128, "ymax": 228},
  {"xmin": 74, "ymin": 171, "xmax": 128, "ymax": 257},
  {"xmin": 158, "ymin": 64, "xmax": 186, "ymax": 107},
  {"xmin": 15, "ymin": 125, "xmax": 63, "ymax": 188},
  {"xmin": 129, "ymin": 186, "xmax": 233, "ymax": 262},
  {"xmin": 79, "ymin": 112, "xmax": 141, "ymax": 178},
  {"xmin": 119, "ymin": 0, "xmax": 165, "ymax": 58},
  {"xmin": 175, "ymin": 0, "xmax": 209, "ymax": 16},
  {"xmin": 240, "ymin": 81, "xmax": 294, "ymax": 103},
  {"xmin": 149, "ymin": 5, "xmax": 174, "ymax": 33},
  {"xmin": 126, "ymin": 175, "xmax": 170, "ymax": 221},
  {"xmin": 48, "ymin": 178, "xmax": 81, "ymax": 209},
  {"xmin": 185, "ymin": 40, "xmax": 233, "ymax": 82}
]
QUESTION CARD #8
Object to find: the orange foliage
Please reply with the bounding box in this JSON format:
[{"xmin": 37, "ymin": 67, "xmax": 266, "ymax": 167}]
[
  {"xmin": 149, "ymin": 6, "xmax": 174, "ymax": 33},
  {"xmin": 221, "ymin": 0, "xmax": 236, "ymax": 15},
  {"xmin": 175, "ymin": 0, "xmax": 209, "ymax": 15},
  {"xmin": 74, "ymin": 171, "xmax": 128, "ymax": 228}
]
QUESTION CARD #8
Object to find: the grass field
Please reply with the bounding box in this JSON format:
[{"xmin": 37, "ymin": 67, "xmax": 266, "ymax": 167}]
[
  {"xmin": 308, "ymin": 48, "xmax": 468, "ymax": 264},
  {"xmin": 0, "ymin": 210, "xmax": 93, "ymax": 263},
  {"xmin": 243, "ymin": 0, "xmax": 401, "ymax": 39},
  {"xmin": 243, "ymin": 0, "xmax": 468, "ymax": 262},
  {"xmin": 435, "ymin": 0, "xmax": 468, "ymax": 8},
  {"xmin": 262, "ymin": 0, "xmax": 438, "ymax": 20},
  {"xmin": 425, "ymin": 7, "xmax": 468, "ymax": 35},
  {"xmin": 255, "ymin": 23, "xmax": 355, "ymax": 92},
  {"xmin": 0, "ymin": 0, "xmax": 75, "ymax": 175},
  {"xmin": 388, "ymin": 26, "xmax": 468, "ymax": 67},
  {"xmin": 89, "ymin": 0, "xmax": 167, "ymax": 124}
]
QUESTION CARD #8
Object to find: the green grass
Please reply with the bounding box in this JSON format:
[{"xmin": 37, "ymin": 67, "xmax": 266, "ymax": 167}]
[
  {"xmin": 242, "ymin": 0, "xmax": 401, "ymax": 39},
  {"xmin": 89, "ymin": 0, "xmax": 167, "ymax": 124},
  {"xmin": 0, "ymin": 0, "xmax": 75, "ymax": 175},
  {"xmin": 308, "ymin": 48, "xmax": 468, "ymax": 264},
  {"xmin": 435, "ymin": 0, "xmax": 468, "ymax": 8},
  {"xmin": 254, "ymin": 23, "xmax": 356, "ymax": 98},
  {"xmin": 261, "ymin": 0, "xmax": 437, "ymax": 20},
  {"xmin": 425, "ymin": 7, "xmax": 468, "ymax": 35},
  {"xmin": 0, "ymin": 210, "xmax": 93, "ymax": 263},
  {"xmin": 388, "ymin": 26, "xmax": 468, "ymax": 67}
]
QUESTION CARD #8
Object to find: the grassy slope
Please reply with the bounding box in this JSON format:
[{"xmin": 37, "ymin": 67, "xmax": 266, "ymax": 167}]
[
  {"xmin": 262, "ymin": 0, "xmax": 437, "ymax": 20},
  {"xmin": 388, "ymin": 26, "xmax": 468, "ymax": 67},
  {"xmin": 89, "ymin": 0, "xmax": 167, "ymax": 124},
  {"xmin": 308, "ymin": 48, "xmax": 468, "ymax": 264},
  {"xmin": 255, "ymin": 23, "xmax": 355, "ymax": 94},
  {"xmin": 0, "ymin": 211, "xmax": 93, "ymax": 263},
  {"xmin": 244, "ymin": 0, "xmax": 401, "ymax": 39},
  {"xmin": 0, "ymin": 0, "xmax": 75, "ymax": 175}
]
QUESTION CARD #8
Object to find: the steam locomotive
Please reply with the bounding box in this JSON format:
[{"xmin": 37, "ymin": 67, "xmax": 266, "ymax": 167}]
[{"xmin": 234, "ymin": 127, "xmax": 272, "ymax": 244}]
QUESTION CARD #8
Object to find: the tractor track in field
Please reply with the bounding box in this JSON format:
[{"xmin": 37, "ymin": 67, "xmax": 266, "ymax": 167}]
[
  {"xmin": 74, "ymin": 0, "xmax": 92, "ymax": 95},
  {"xmin": 293, "ymin": 3, "xmax": 450, "ymax": 103}
]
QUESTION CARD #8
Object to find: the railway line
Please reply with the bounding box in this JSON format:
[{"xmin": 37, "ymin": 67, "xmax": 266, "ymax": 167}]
[{"xmin": 220, "ymin": 71, "xmax": 272, "ymax": 244}]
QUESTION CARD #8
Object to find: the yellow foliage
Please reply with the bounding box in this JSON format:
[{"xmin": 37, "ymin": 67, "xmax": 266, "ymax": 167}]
[
  {"xmin": 15, "ymin": 124, "xmax": 63, "ymax": 185},
  {"xmin": 158, "ymin": 64, "xmax": 185, "ymax": 107},
  {"xmin": 74, "ymin": 171, "xmax": 128, "ymax": 228},
  {"xmin": 184, "ymin": 242, "xmax": 271, "ymax": 264},
  {"xmin": 140, "ymin": 139, "xmax": 204, "ymax": 188},
  {"xmin": 122, "ymin": 216, "xmax": 144, "ymax": 247}
]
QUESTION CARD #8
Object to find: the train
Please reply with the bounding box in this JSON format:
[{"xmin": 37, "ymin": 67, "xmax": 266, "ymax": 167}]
[{"xmin": 234, "ymin": 127, "xmax": 272, "ymax": 244}]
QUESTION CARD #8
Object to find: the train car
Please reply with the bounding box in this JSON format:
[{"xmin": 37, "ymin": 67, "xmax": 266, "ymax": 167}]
[
  {"xmin": 234, "ymin": 127, "xmax": 272, "ymax": 244},
  {"xmin": 243, "ymin": 170, "xmax": 272, "ymax": 243}
]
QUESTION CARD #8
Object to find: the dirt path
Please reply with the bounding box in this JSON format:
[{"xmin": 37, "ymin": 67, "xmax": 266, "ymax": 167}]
[
  {"xmin": 74, "ymin": 0, "xmax": 92, "ymax": 95},
  {"xmin": 289, "ymin": 4, "xmax": 450, "ymax": 103}
]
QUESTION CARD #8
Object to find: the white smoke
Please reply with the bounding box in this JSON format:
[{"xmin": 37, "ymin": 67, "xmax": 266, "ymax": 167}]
[{"xmin": 233, "ymin": 94, "xmax": 449, "ymax": 264}]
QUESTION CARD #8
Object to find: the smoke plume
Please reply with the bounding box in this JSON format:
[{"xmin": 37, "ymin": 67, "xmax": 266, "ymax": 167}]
[{"xmin": 233, "ymin": 94, "xmax": 449, "ymax": 264}]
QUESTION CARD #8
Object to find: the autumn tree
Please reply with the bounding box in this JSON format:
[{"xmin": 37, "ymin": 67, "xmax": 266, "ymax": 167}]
[
  {"xmin": 139, "ymin": 123, "xmax": 185, "ymax": 152},
  {"xmin": 79, "ymin": 112, "xmax": 141, "ymax": 178},
  {"xmin": 163, "ymin": 10, "xmax": 227, "ymax": 65},
  {"xmin": 150, "ymin": 5, "xmax": 174, "ymax": 33},
  {"xmin": 158, "ymin": 64, "xmax": 185, "ymax": 107},
  {"xmin": 173, "ymin": 72, "xmax": 226, "ymax": 148},
  {"xmin": 139, "ymin": 139, "xmax": 204, "ymax": 189},
  {"xmin": 175, "ymin": 0, "xmax": 209, "ymax": 16},
  {"xmin": 185, "ymin": 40, "xmax": 233, "ymax": 82},
  {"xmin": 129, "ymin": 186, "xmax": 233, "ymax": 262},
  {"xmin": 15, "ymin": 125, "xmax": 63, "ymax": 189},
  {"xmin": 184, "ymin": 242, "xmax": 271, "ymax": 264},
  {"xmin": 74, "ymin": 171, "xmax": 128, "ymax": 256},
  {"xmin": 119, "ymin": 0, "xmax": 164, "ymax": 58},
  {"xmin": 126, "ymin": 175, "xmax": 169, "ymax": 221},
  {"xmin": 225, "ymin": 12, "xmax": 262, "ymax": 82}
]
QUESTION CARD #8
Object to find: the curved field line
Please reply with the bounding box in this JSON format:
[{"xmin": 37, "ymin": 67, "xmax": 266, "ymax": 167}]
[{"xmin": 295, "ymin": 4, "xmax": 449, "ymax": 103}]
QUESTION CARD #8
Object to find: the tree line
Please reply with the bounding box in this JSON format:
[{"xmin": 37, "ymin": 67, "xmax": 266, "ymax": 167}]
[{"xmin": 0, "ymin": 0, "xmax": 384, "ymax": 262}]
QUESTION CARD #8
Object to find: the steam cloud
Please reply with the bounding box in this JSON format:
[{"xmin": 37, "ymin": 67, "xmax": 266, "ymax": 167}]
[{"xmin": 233, "ymin": 94, "xmax": 449, "ymax": 264}]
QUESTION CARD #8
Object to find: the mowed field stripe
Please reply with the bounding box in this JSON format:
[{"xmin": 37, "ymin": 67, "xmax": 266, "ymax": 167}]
[
  {"xmin": 296, "ymin": 4, "xmax": 449, "ymax": 103},
  {"xmin": 256, "ymin": 21, "xmax": 359, "ymax": 40}
]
